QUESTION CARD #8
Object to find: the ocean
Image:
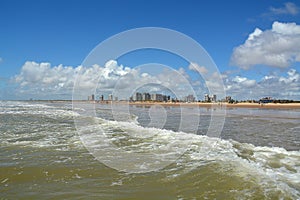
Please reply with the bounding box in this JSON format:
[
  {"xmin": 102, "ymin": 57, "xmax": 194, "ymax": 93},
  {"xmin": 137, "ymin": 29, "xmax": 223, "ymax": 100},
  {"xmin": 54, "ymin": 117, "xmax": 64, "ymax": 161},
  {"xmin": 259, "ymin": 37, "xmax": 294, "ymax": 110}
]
[{"xmin": 0, "ymin": 101, "xmax": 299, "ymax": 199}]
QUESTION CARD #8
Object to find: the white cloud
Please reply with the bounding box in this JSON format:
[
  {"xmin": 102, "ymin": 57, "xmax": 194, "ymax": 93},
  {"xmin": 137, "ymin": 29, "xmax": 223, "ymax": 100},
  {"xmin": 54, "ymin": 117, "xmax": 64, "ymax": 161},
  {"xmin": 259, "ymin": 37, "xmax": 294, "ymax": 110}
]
[
  {"xmin": 223, "ymin": 75, "xmax": 257, "ymax": 99},
  {"xmin": 272, "ymin": 21, "xmax": 300, "ymax": 34},
  {"xmin": 248, "ymin": 28, "xmax": 263, "ymax": 41},
  {"xmin": 232, "ymin": 76, "xmax": 246, "ymax": 83},
  {"xmin": 10, "ymin": 60, "xmax": 300, "ymax": 101},
  {"xmin": 279, "ymin": 68, "xmax": 299, "ymax": 84},
  {"xmin": 0, "ymin": 57, "xmax": 3, "ymax": 63},
  {"xmin": 12, "ymin": 60, "xmax": 141, "ymax": 99},
  {"xmin": 188, "ymin": 62, "xmax": 208, "ymax": 74},
  {"xmin": 231, "ymin": 21, "xmax": 300, "ymax": 69},
  {"xmin": 269, "ymin": 2, "xmax": 299, "ymax": 16},
  {"xmin": 12, "ymin": 60, "xmax": 199, "ymax": 100},
  {"xmin": 224, "ymin": 69, "xmax": 300, "ymax": 100},
  {"xmin": 15, "ymin": 61, "xmax": 73, "ymax": 87},
  {"xmin": 178, "ymin": 67, "xmax": 190, "ymax": 80}
]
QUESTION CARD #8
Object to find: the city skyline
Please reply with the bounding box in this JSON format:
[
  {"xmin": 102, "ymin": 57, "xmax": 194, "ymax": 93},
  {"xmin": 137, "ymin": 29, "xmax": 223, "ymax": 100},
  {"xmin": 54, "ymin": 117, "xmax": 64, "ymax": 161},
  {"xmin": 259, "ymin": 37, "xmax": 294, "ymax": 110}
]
[
  {"xmin": 88, "ymin": 91, "xmax": 299, "ymax": 103},
  {"xmin": 0, "ymin": 1, "xmax": 299, "ymax": 100}
]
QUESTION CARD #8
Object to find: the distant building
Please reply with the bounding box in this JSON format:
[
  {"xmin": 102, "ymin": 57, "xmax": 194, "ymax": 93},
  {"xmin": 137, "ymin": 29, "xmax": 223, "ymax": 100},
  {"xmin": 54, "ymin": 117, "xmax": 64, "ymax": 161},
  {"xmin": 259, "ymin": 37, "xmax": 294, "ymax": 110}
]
[
  {"xmin": 109, "ymin": 94, "xmax": 113, "ymax": 101},
  {"xmin": 259, "ymin": 97, "xmax": 273, "ymax": 104},
  {"xmin": 142, "ymin": 93, "xmax": 151, "ymax": 101},
  {"xmin": 88, "ymin": 94, "xmax": 95, "ymax": 101},
  {"xmin": 133, "ymin": 92, "xmax": 142, "ymax": 101},
  {"xmin": 225, "ymin": 96, "xmax": 232, "ymax": 102},
  {"xmin": 184, "ymin": 94, "xmax": 195, "ymax": 102},
  {"xmin": 211, "ymin": 94, "xmax": 217, "ymax": 102},
  {"xmin": 151, "ymin": 94, "xmax": 155, "ymax": 101},
  {"xmin": 204, "ymin": 94, "xmax": 210, "ymax": 102},
  {"xmin": 162, "ymin": 95, "xmax": 170, "ymax": 102},
  {"xmin": 204, "ymin": 94, "xmax": 217, "ymax": 102},
  {"xmin": 128, "ymin": 92, "xmax": 170, "ymax": 102},
  {"xmin": 100, "ymin": 95, "xmax": 104, "ymax": 101},
  {"xmin": 151, "ymin": 93, "xmax": 163, "ymax": 102}
]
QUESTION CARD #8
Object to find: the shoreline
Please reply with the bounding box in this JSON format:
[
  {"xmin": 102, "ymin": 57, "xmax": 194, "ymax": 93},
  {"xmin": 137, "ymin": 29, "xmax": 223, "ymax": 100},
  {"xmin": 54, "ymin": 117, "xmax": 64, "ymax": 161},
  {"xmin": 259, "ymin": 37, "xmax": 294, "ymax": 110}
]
[
  {"xmin": 127, "ymin": 102, "xmax": 300, "ymax": 109},
  {"xmin": 83, "ymin": 100, "xmax": 300, "ymax": 109},
  {"xmin": 9, "ymin": 100, "xmax": 300, "ymax": 109}
]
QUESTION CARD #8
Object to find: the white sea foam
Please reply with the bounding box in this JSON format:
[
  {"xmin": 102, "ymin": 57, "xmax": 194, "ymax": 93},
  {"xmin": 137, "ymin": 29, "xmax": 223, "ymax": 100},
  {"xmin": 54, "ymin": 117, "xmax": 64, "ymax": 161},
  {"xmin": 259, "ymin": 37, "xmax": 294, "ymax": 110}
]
[
  {"xmin": 0, "ymin": 101, "xmax": 80, "ymax": 117},
  {"xmin": 75, "ymin": 114, "xmax": 300, "ymax": 197},
  {"xmin": 1, "ymin": 101, "xmax": 299, "ymax": 197}
]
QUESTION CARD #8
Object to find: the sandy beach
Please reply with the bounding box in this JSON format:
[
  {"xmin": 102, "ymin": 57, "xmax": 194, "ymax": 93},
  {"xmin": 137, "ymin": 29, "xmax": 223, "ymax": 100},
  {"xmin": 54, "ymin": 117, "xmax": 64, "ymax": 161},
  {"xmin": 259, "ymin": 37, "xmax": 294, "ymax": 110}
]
[
  {"xmin": 124, "ymin": 101, "xmax": 300, "ymax": 109},
  {"xmin": 40, "ymin": 100, "xmax": 300, "ymax": 109},
  {"xmin": 223, "ymin": 102, "xmax": 300, "ymax": 109}
]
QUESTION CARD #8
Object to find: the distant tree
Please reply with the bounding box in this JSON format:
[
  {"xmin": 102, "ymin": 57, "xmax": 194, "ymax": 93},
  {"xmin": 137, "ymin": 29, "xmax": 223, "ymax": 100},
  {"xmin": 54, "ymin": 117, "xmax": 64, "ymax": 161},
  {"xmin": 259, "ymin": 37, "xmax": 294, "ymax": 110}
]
[{"xmin": 228, "ymin": 99, "xmax": 235, "ymax": 104}]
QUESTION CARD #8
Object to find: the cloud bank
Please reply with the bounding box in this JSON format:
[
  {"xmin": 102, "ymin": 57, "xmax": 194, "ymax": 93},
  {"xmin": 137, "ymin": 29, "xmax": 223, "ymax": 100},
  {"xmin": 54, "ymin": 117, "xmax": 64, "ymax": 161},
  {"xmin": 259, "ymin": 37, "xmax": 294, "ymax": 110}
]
[
  {"xmin": 12, "ymin": 60, "xmax": 200, "ymax": 100},
  {"xmin": 13, "ymin": 61, "xmax": 138, "ymax": 99},
  {"xmin": 223, "ymin": 69, "xmax": 300, "ymax": 100},
  {"xmin": 231, "ymin": 21, "xmax": 300, "ymax": 69},
  {"xmin": 9, "ymin": 60, "xmax": 300, "ymax": 100}
]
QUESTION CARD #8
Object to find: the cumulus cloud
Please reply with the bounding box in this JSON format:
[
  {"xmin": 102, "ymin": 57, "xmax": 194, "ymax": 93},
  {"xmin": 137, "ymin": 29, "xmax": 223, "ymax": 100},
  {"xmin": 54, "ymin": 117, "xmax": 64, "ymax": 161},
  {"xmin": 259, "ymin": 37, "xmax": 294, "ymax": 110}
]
[
  {"xmin": 231, "ymin": 21, "xmax": 300, "ymax": 69},
  {"xmin": 269, "ymin": 2, "xmax": 299, "ymax": 16},
  {"xmin": 232, "ymin": 76, "xmax": 257, "ymax": 87},
  {"xmin": 224, "ymin": 69, "xmax": 300, "ymax": 100},
  {"xmin": 12, "ymin": 60, "xmax": 141, "ymax": 99},
  {"xmin": 13, "ymin": 61, "xmax": 75, "ymax": 98},
  {"xmin": 10, "ymin": 60, "xmax": 300, "ymax": 100},
  {"xmin": 188, "ymin": 62, "xmax": 208, "ymax": 74},
  {"xmin": 12, "ymin": 60, "xmax": 200, "ymax": 100}
]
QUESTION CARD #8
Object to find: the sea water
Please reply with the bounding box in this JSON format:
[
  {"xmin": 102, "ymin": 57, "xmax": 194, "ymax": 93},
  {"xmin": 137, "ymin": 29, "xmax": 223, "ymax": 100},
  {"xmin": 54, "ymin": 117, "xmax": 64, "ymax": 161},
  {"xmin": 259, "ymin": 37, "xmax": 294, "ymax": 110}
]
[{"xmin": 0, "ymin": 101, "xmax": 299, "ymax": 199}]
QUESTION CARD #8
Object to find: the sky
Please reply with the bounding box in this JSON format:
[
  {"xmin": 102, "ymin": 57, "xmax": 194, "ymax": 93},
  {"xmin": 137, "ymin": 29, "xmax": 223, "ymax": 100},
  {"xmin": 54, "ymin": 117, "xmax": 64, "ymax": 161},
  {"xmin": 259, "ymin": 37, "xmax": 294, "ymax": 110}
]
[{"xmin": 0, "ymin": 0, "xmax": 300, "ymax": 100}]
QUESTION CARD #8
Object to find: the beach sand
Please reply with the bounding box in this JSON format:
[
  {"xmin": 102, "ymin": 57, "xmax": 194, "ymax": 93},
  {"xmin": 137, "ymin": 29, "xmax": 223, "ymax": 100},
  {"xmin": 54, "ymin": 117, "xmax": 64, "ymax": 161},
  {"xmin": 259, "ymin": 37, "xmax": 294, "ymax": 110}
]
[
  {"xmin": 47, "ymin": 100, "xmax": 300, "ymax": 109},
  {"xmin": 124, "ymin": 102, "xmax": 300, "ymax": 109}
]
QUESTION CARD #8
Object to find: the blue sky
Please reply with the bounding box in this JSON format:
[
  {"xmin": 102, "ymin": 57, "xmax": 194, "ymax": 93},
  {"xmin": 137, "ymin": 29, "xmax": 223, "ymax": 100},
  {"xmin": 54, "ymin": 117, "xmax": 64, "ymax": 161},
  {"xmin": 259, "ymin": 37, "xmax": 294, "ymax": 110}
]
[{"xmin": 0, "ymin": 0, "xmax": 300, "ymax": 100}]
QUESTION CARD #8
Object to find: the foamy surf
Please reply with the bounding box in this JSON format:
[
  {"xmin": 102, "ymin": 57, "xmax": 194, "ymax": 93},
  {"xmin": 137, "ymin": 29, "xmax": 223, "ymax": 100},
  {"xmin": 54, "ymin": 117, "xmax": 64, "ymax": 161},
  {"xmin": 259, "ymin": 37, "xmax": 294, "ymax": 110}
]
[
  {"xmin": 72, "ymin": 108, "xmax": 300, "ymax": 198},
  {"xmin": 1, "ymin": 101, "xmax": 299, "ymax": 199}
]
